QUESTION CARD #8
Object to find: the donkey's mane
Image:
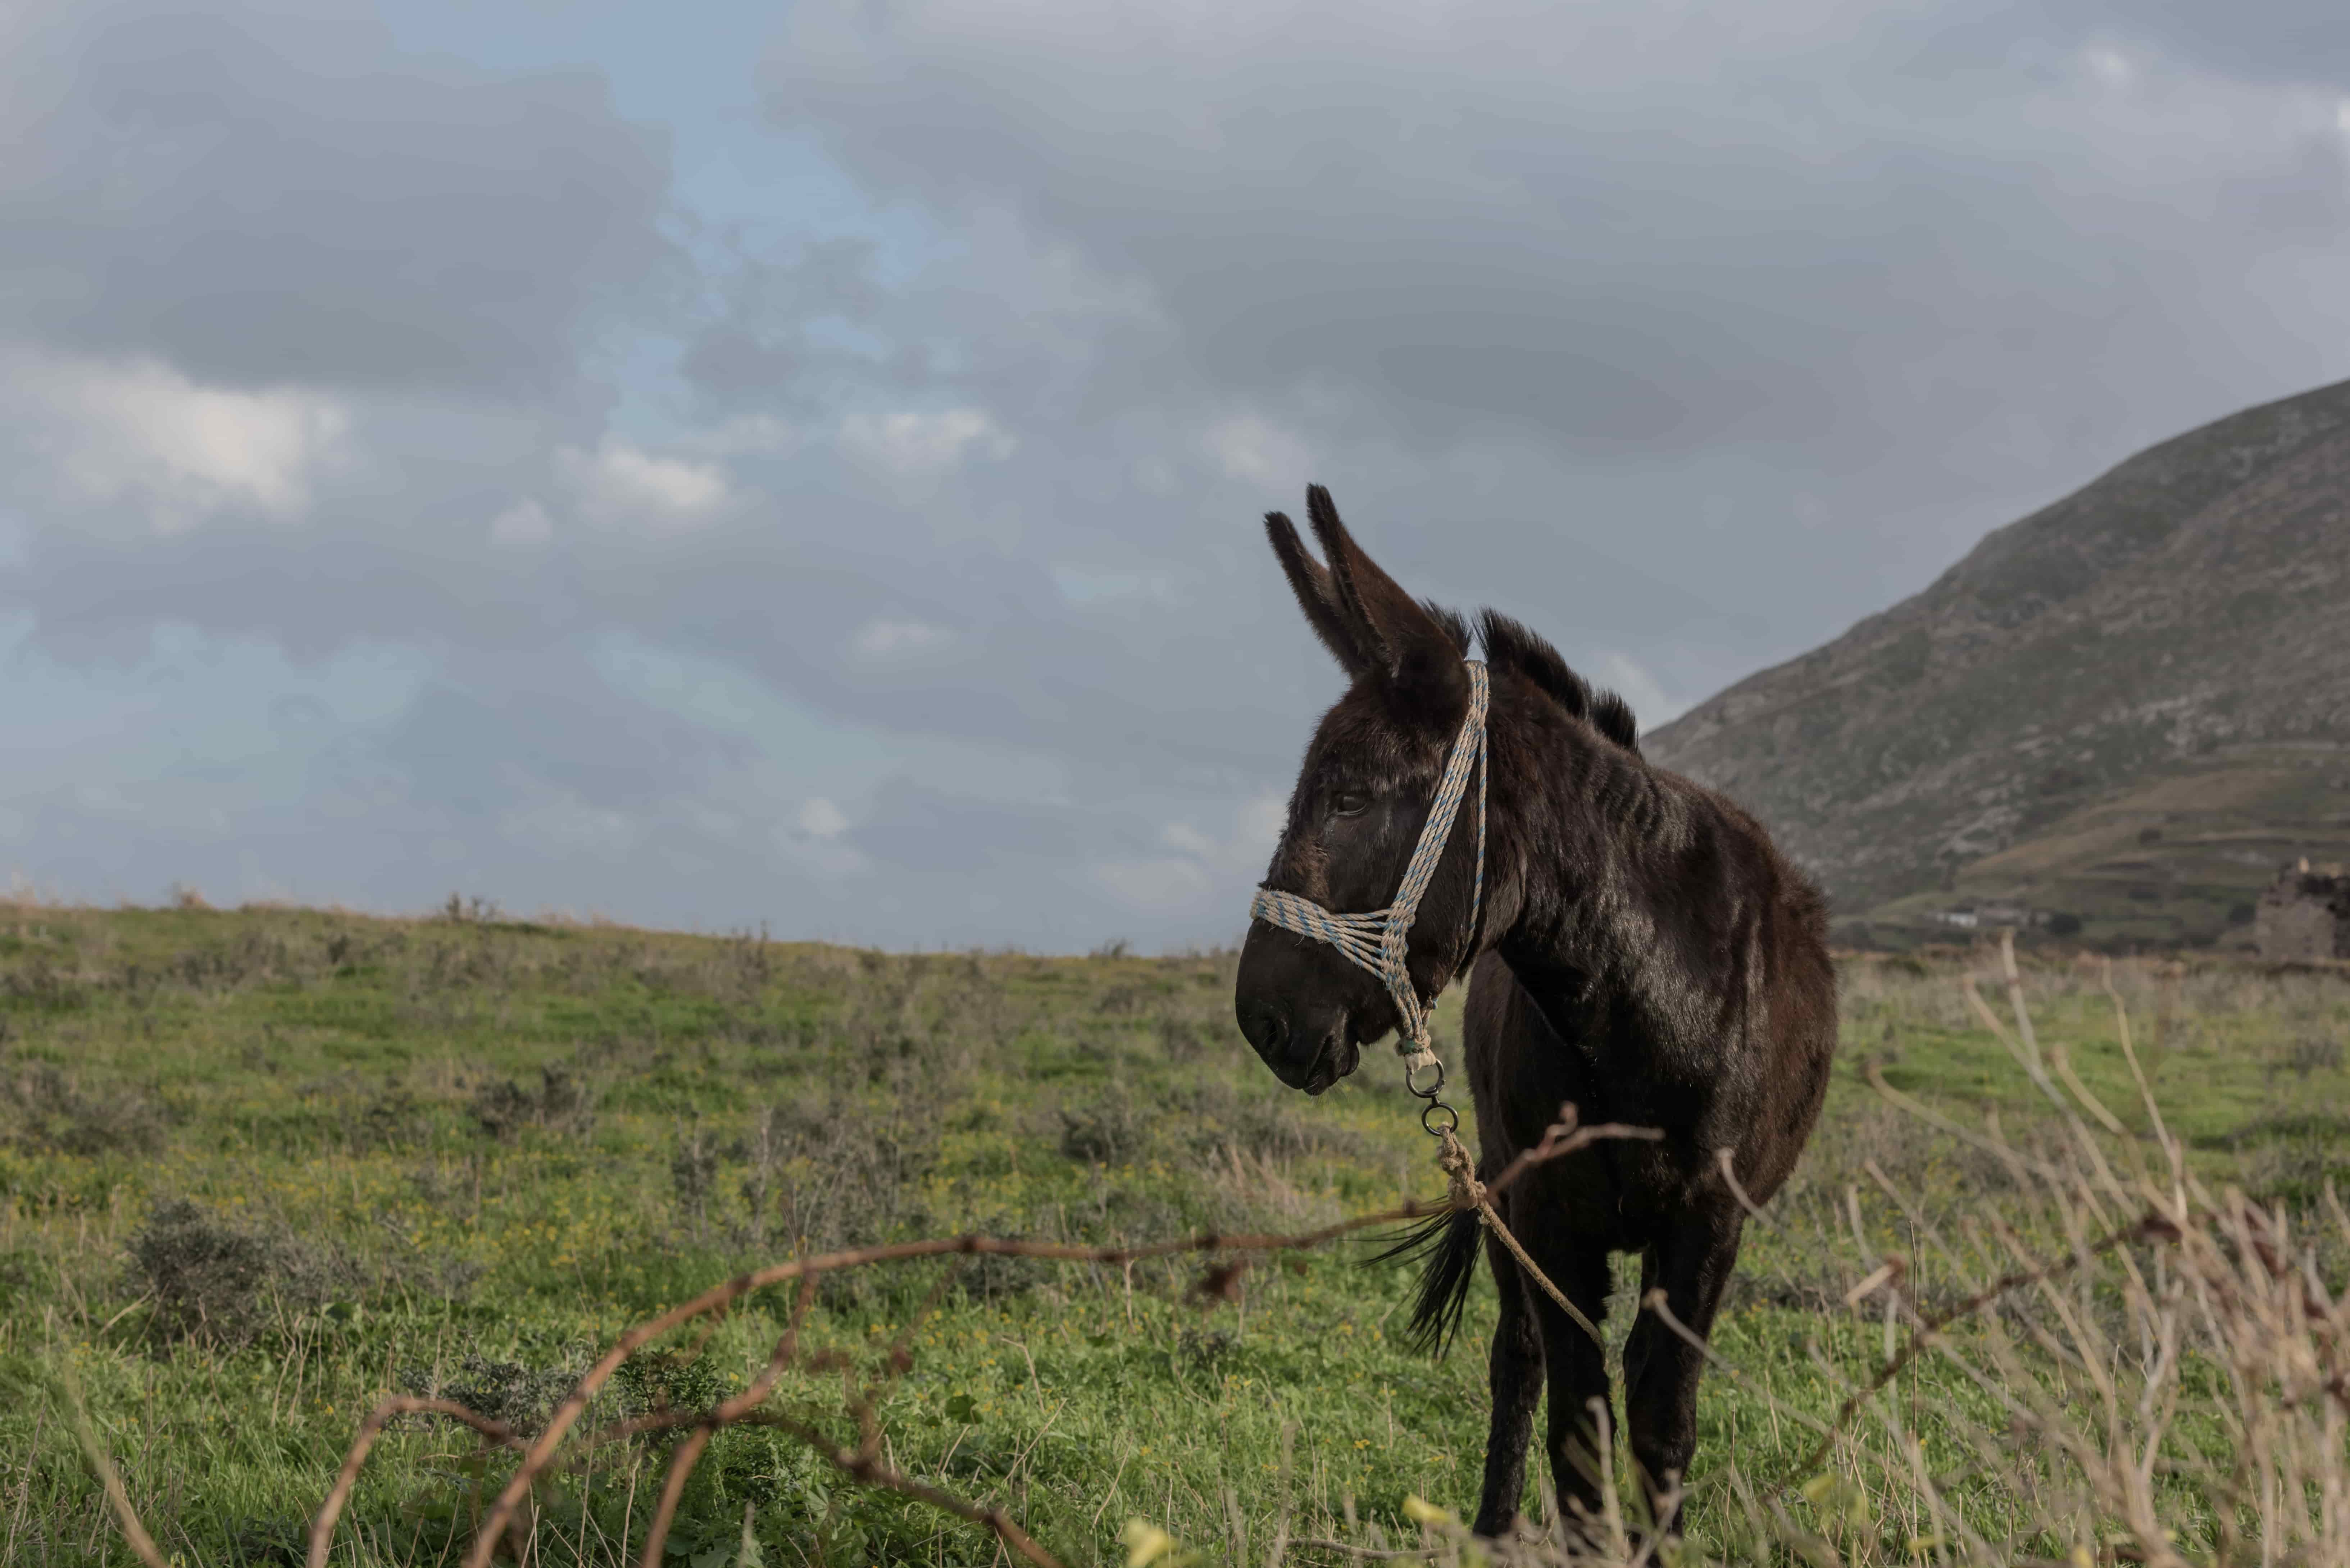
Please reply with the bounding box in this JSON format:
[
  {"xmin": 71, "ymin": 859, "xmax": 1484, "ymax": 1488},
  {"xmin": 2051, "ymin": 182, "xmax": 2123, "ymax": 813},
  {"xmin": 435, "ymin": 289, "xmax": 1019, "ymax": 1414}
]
[
  {"xmin": 1473, "ymin": 609, "xmax": 1641, "ymax": 756},
  {"xmin": 1420, "ymin": 600, "xmax": 1473, "ymax": 657}
]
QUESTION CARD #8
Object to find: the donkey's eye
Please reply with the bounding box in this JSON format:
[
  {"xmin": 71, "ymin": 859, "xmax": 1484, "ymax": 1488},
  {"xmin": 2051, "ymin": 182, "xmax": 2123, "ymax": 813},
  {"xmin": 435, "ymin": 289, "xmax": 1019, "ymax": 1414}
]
[{"xmin": 1330, "ymin": 790, "xmax": 1371, "ymax": 818}]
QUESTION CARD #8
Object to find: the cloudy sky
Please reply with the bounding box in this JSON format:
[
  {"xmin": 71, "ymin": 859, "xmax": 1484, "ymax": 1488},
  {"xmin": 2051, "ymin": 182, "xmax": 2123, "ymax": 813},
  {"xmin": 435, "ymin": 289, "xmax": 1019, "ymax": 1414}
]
[{"xmin": 4, "ymin": 0, "xmax": 2348, "ymax": 949}]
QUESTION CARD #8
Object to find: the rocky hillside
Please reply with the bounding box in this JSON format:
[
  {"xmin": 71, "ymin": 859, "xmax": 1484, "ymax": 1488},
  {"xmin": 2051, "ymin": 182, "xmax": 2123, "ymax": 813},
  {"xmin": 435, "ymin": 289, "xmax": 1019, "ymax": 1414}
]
[{"xmin": 1646, "ymin": 379, "xmax": 2350, "ymax": 948}]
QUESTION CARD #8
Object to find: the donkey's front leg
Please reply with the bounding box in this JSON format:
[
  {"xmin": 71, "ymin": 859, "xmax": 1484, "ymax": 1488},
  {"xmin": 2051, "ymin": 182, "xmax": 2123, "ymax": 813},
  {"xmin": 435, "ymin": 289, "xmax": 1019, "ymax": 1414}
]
[
  {"xmin": 1526, "ymin": 1222, "xmax": 1616, "ymax": 1538},
  {"xmin": 1471, "ymin": 1227, "xmax": 1544, "ymax": 1538},
  {"xmin": 1621, "ymin": 1207, "xmax": 1744, "ymax": 1536}
]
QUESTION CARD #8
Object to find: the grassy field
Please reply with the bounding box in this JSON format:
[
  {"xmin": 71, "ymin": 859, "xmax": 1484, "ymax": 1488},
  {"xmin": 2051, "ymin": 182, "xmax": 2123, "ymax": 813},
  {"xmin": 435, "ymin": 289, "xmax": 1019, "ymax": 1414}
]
[{"xmin": 1, "ymin": 903, "xmax": 2345, "ymax": 1566}]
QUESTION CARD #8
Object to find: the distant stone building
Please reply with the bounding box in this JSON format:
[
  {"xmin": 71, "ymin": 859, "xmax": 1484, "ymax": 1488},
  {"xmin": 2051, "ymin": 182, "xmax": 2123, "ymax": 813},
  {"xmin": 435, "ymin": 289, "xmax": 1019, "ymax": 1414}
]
[
  {"xmin": 1924, "ymin": 902, "xmax": 2049, "ymax": 931},
  {"xmin": 2255, "ymin": 861, "xmax": 2350, "ymax": 961}
]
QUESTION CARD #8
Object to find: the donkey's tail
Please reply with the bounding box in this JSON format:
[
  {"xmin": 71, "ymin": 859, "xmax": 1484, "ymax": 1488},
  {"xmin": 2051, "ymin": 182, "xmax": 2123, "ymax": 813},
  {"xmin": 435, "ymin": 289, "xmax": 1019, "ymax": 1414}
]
[{"xmin": 1371, "ymin": 1205, "xmax": 1482, "ymax": 1357}]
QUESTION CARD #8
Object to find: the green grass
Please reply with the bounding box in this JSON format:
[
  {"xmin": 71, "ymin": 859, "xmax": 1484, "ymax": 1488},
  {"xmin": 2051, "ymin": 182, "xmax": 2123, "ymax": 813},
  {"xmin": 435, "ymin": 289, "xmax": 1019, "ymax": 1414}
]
[{"xmin": 0, "ymin": 905, "xmax": 2345, "ymax": 1566}]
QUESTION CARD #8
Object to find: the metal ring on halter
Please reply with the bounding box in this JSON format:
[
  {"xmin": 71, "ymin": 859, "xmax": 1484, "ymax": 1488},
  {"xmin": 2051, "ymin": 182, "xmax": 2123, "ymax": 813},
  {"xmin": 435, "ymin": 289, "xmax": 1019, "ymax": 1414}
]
[
  {"xmin": 1420, "ymin": 1100, "xmax": 1459, "ymax": 1137},
  {"xmin": 1403, "ymin": 1053, "xmax": 1446, "ymax": 1101}
]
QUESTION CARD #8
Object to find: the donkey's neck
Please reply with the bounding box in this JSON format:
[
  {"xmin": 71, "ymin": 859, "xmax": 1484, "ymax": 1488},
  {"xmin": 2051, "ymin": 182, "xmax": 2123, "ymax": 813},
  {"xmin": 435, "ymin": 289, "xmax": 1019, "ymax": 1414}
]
[{"xmin": 1489, "ymin": 705, "xmax": 1734, "ymax": 1047}]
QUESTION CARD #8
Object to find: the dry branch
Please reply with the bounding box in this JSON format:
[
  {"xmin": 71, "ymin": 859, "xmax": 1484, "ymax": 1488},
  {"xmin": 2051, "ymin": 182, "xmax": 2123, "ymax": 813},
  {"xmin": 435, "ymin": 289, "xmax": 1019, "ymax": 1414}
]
[
  {"xmin": 306, "ymin": 1398, "xmax": 524, "ymax": 1568},
  {"xmin": 55, "ymin": 1354, "xmax": 170, "ymax": 1568}
]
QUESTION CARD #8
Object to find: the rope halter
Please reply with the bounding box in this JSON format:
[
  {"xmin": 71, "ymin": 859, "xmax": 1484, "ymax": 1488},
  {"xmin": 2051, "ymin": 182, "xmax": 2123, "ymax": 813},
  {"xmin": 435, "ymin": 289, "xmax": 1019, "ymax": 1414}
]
[{"xmin": 1248, "ymin": 661, "xmax": 1489, "ymax": 1131}]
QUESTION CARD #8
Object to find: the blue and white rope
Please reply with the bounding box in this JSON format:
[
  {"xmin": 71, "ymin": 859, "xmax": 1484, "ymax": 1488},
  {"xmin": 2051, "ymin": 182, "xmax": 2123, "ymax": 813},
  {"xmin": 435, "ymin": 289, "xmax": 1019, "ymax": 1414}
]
[{"xmin": 1249, "ymin": 662, "xmax": 1489, "ymax": 1076}]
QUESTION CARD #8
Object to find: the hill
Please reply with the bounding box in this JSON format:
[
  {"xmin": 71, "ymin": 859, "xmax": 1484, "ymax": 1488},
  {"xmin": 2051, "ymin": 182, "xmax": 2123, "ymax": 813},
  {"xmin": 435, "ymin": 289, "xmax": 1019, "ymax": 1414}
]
[{"xmin": 1645, "ymin": 378, "xmax": 2350, "ymax": 947}]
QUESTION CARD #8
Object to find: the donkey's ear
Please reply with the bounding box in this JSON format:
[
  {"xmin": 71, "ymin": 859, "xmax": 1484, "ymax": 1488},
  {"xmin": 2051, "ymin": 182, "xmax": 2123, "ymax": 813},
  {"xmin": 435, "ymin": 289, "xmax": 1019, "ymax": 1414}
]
[
  {"xmin": 1264, "ymin": 510, "xmax": 1374, "ymax": 677},
  {"xmin": 1303, "ymin": 485, "xmax": 1462, "ymax": 692}
]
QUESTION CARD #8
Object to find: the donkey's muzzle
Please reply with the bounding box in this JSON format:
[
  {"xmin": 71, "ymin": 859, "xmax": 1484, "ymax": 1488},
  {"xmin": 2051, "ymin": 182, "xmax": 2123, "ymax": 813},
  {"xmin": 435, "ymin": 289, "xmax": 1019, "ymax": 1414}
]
[
  {"xmin": 1237, "ymin": 999, "xmax": 1291, "ymax": 1059},
  {"xmin": 1238, "ymin": 998, "xmax": 1356, "ymax": 1094}
]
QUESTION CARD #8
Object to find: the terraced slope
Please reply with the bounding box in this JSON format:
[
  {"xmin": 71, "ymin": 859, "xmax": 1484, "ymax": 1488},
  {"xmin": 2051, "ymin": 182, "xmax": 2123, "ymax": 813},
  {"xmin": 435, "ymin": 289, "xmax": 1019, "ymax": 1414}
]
[{"xmin": 1646, "ymin": 379, "xmax": 2350, "ymax": 947}]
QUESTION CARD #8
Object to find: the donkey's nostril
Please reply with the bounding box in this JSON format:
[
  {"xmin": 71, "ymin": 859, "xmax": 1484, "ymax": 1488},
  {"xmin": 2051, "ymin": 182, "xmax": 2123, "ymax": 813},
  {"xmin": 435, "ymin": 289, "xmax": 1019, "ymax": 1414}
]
[{"xmin": 1238, "ymin": 1002, "xmax": 1290, "ymax": 1057}]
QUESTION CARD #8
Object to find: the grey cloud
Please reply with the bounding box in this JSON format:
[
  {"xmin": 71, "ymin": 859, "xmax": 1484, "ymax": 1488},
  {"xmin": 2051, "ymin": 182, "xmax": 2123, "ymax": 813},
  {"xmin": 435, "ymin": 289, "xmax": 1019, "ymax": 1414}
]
[
  {"xmin": 3, "ymin": 473, "xmax": 1330, "ymax": 783},
  {"xmin": 13, "ymin": 525, "xmax": 596, "ymax": 664},
  {"xmin": 378, "ymin": 666, "xmax": 754, "ymax": 819},
  {"xmin": 2066, "ymin": 3, "xmax": 2350, "ymax": 87},
  {"xmin": 680, "ymin": 330, "xmax": 806, "ymax": 402},
  {"xmin": 1888, "ymin": 4, "xmax": 2350, "ymax": 91},
  {"xmin": 677, "ymin": 235, "xmax": 887, "ymax": 408},
  {"xmin": 0, "ymin": 0, "xmax": 672, "ymax": 395},
  {"xmin": 755, "ymin": 0, "xmax": 2349, "ymax": 478},
  {"xmin": 852, "ymin": 778, "xmax": 1081, "ymax": 876},
  {"xmin": 732, "ymin": 0, "xmax": 2350, "ymax": 663}
]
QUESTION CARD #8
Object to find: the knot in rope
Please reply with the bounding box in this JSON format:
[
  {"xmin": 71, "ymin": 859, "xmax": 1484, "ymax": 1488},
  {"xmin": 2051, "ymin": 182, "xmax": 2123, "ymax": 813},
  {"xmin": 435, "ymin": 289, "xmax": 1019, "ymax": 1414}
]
[
  {"xmin": 1441, "ymin": 1123, "xmax": 1605, "ymax": 1349},
  {"xmin": 1436, "ymin": 1127, "xmax": 1483, "ymax": 1210}
]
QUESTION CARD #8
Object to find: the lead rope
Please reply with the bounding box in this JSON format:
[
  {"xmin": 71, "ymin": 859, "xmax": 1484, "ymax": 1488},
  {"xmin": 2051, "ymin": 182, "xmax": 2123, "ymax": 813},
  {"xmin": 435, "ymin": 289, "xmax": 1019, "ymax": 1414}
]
[
  {"xmin": 1249, "ymin": 663, "xmax": 1601, "ymax": 1348},
  {"xmin": 1438, "ymin": 1130, "xmax": 1604, "ymax": 1346}
]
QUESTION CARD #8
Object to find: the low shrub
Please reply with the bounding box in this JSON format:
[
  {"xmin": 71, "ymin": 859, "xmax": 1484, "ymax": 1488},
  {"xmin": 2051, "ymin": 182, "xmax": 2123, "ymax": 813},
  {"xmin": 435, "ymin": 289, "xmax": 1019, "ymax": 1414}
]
[
  {"xmin": 1, "ymin": 1059, "xmax": 170, "ymax": 1156},
  {"xmin": 127, "ymin": 1199, "xmax": 287, "ymax": 1347},
  {"xmin": 468, "ymin": 1064, "xmax": 597, "ymax": 1142}
]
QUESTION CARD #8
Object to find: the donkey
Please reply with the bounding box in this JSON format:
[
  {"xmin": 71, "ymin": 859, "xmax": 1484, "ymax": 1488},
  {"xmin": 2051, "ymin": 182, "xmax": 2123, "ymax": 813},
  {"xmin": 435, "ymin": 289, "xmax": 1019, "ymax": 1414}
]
[{"xmin": 1233, "ymin": 486, "xmax": 1837, "ymax": 1540}]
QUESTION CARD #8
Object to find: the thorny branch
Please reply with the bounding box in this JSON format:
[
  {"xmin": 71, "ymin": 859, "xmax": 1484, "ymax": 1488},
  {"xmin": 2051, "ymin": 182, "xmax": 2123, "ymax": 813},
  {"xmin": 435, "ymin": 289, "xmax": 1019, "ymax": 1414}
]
[{"xmin": 305, "ymin": 1399, "xmax": 524, "ymax": 1568}]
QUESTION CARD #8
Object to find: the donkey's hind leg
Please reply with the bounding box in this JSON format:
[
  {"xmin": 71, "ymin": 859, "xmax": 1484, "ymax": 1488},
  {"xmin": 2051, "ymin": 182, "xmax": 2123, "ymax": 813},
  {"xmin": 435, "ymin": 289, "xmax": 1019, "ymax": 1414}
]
[{"xmin": 1470, "ymin": 1226, "xmax": 1544, "ymax": 1538}]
